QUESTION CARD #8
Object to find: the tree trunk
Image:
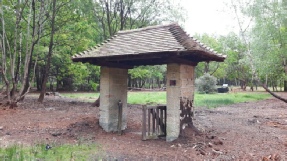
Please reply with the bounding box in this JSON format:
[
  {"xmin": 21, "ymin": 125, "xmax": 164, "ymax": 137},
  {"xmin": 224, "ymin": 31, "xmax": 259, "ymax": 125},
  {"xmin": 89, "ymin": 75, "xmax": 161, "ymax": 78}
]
[
  {"xmin": 140, "ymin": 79, "xmax": 145, "ymax": 88},
  {"xmin": 15, "ymin": 32, "xmax": 22, "ymax": 86},
  {"xmin": 38, "ymin": 0, "xmax": 57, "ymax": 103},
  {"xmin": 0, "ymin": 3, "xmax": 11, "ymax": 105},
  {"xmin": 128, "ymin": 74, "xmax": 131, "ymax": 88},
  {"xmin": 157, "ymin": 78, "xmax": 161, "ymax": 88},
  {"xmin": 10, "ymin": 0, "xmax": 26, "ymax": 100},
  {"xmin": 36, "ymin": 66, "xmax": 42, "ymax": 91},
  {"xmin": 56, "ymin": 80, "xmax": 59, "ymax": 91},
  {"xmin": 105, "ymin": 1, "xmax": 112, "ymax": 36},
  {"xmin": 92, "ymin": 96, "xmax": 100, "ymax": 107},
  {"xmin": 204, "ymin": 62, "xmax": 209, "ymax": 73},
  {"xmin": 18, "ymin": 0, "xmax": 38, "ymax": 100},
  {"xmin": 265, "ymin": 74, "xmax": 268, "ymax": 87}
]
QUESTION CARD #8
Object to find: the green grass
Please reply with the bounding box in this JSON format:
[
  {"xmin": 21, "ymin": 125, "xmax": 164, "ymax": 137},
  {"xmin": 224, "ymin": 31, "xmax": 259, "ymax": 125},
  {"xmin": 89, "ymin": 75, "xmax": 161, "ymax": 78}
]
[
  {"xmin": 194, "ymin": 92, "xmax": 270, "ymax": 108},
  {"xmin": 128, "ymin": 91, "xmax": 166, "ymax": 105},
  {"xmin": 62, "ymin": 91, "xmax": 271, "ymax": 108},
  {"xmin": 0, "ymin": 143, "xmax": 102, "ymax": 161},
  {"xmin": 61, "ymin": 92, "xmax": 100, "ymax": 101}
]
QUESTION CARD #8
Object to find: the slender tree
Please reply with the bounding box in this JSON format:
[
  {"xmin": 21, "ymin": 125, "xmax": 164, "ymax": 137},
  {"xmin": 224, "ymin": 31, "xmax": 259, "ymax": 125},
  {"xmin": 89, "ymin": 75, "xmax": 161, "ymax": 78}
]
[
  {"xmin": 38, "ymin": 0, "xmax": 57, "ymax": 102},
  {"xmin": 231, "ymin": 0, "xmax": 287, "ymax": 102}
]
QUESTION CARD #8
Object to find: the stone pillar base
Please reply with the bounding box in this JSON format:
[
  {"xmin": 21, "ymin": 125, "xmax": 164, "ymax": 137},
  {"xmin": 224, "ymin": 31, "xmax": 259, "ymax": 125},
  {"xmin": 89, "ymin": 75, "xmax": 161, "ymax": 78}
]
[
  {"xmin": 166, "ymin": 63, "xmax": 195, "ymax": 142},
  {"xmin": 99, "ymin": 67, "xmax": 128, "ymax": 132}
]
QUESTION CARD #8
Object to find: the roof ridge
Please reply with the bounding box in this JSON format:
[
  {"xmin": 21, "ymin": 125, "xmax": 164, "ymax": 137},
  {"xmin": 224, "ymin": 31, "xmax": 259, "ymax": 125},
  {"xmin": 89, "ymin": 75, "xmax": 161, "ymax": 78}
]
[
  {"xmin": 72, "ymin": 23, "xmax": 227, "ymax": 62},
  {"xmin": 117, "ymin": 22, "xmax": 179, "ymax": 34},
  {"xmin": 168, "ymin": 25, "xmax": 226, "ymax": 58}
]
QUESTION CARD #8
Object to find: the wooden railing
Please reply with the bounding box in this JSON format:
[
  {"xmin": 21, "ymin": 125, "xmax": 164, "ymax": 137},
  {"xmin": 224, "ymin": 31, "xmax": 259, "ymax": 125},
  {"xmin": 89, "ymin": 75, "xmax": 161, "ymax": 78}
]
[{"xmin": 142, "ymin": 105, "xmax": 167, "ymax": 140}]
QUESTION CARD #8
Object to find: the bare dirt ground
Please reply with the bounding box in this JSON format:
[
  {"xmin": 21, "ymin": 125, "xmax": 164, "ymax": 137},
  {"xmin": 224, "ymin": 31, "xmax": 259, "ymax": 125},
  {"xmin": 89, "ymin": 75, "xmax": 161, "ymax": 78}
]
[{"xmin": 0, "ymin": 92, "xmax": 286, "ymax": 160}]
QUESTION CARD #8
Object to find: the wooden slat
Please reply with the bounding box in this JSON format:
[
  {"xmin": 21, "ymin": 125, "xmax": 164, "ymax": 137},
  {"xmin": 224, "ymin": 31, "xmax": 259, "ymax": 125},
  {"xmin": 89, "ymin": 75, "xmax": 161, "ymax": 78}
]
[
  {"xmin": 142, "ymin": 105, "xmax": 167, "ymax": 140},
  {"xmin": 144, "ymin": 105, "xmax": 158, "ymax": 109},
  {"xmin": 156, "ymin": 108, "xmax": 160, "ymax": 134},
  {"xmin": 142, "ymin": 105, "xmax": 147, "ymax": 140},
  {"xmin": 148, "ymin": 109, "xmax": 151, "ymax": 135},
  {"xmin": 160, "ymin": 109, "xmax": 163, "ymax": 134},
  {"xmin": 164, "ymin": 108, "xmax": 167, "ymax": 134},
  {"xmin": 152, "ymin": 109, "xmax": 155, "ymax": 133}
]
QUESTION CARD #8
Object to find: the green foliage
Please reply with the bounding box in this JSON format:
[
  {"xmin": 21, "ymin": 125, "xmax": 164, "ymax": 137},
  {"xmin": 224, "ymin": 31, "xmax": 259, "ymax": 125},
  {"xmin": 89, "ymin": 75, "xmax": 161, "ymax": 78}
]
[
  {"xmin": 194, "ymin": 34, "xmax": 226, "ymax": 78},
  {"xmin": 246, "ymin": 0, "xmax": 286, "ymax": 81},
  {"xmin": 195, "ymin": 73, "xmax": 218, "ymax": 94},
  {"xmin": 194, "ymin": 32, "xmax": 254, "ymax": 89},
  {"xmin": 128, "ymin": 65, "xmax": 166, "ymax": 88},
  {"xmin": 129, "ymin": 66, "xmax": 152, "ymax": 79},
  {"xmin": 0, "ymin": 0, "xmax": 187, "ymax": 95},
  {"xmin": 228, "ymin": 0, "xmax": 287, "ymax": 90},
  {"xmin": 128, "ymin": 65, "xmax": 166, "ymax": 80},
  {"xmin": 90, "ymin": 81, "xmax": 99, "ymax": 91}
]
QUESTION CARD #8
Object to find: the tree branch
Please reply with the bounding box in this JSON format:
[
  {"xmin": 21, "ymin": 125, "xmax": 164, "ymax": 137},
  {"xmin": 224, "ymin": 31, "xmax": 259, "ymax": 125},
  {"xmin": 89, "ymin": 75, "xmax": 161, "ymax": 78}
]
[{"xmin": 261, "ymin": 82, "xmax": 287, "ymax": 103}]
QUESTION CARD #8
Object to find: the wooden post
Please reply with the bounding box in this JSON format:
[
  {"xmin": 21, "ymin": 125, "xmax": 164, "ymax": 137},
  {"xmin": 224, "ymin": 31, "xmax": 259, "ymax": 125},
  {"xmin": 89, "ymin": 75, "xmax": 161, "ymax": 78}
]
[
  {"xmin": 118, "ymin": 100, "xmax": 123, "ymax": 135},
  {"xmin": 142, "ymin": 105, "xmax": 147, "ymax": 140},
  {"xmin": 164, "ymin": 108, "xmax": 167, "ymax": 135},
  {"xmin": 156, "ymin": 108, "xmax": 160, "ymax": 134},
  {"xmin": 160, "ymin": 108, "xmax": 163, "ymax": 134},
  {"xmin": 152, "ymin": 109, "xmax": 155, "ymax": 133},
  {"xmin": 148, "ymin": 109, "xmax": 151, "ymax": 135}
]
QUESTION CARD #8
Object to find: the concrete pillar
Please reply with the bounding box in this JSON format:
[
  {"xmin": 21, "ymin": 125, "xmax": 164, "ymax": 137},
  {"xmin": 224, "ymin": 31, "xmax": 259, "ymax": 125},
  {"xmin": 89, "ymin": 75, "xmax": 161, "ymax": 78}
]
[
  {"xmin": 166, "ymin": 63, "xmax": 195, "ymax": 142},
  {"xmin": 99, "ymin": 66, "xmax": 128, "ymax": 132}
]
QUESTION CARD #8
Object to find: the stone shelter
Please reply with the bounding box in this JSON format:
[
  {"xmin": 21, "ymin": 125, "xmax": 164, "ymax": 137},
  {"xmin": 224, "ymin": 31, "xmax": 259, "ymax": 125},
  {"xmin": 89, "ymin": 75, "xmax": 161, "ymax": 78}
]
[{"xmin": 72, "ymin": 23, "xmax": 226, "ymax": 141}]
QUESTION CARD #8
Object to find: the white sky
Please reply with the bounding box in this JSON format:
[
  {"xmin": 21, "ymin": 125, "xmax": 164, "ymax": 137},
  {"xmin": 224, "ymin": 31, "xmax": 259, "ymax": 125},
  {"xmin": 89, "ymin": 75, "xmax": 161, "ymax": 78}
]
[{"xmin": 181, "ymin": 0, "xmax": 238, "ymax": 36}]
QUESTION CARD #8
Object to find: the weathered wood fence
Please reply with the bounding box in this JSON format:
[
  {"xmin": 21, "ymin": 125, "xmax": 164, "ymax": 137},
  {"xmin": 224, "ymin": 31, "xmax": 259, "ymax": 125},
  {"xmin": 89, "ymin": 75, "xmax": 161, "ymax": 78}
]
[{"xmin": 142, "ymin": 105, "xmax": 167, "ymax": 140}]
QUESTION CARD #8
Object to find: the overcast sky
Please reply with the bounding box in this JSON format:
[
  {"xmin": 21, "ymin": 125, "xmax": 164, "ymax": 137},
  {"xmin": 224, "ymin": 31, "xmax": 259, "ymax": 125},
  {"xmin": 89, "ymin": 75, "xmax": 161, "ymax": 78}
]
[{"xmin": 181, "ymin": 0, "xmax": 238, "ymax": 36}]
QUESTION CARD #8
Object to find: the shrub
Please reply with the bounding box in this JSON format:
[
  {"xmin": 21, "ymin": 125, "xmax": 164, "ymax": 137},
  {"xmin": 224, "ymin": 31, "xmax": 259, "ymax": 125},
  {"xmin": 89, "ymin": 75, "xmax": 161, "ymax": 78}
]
[{"xmin": 195, "ymin": 73, "xmax": 217, "ymax": 94}]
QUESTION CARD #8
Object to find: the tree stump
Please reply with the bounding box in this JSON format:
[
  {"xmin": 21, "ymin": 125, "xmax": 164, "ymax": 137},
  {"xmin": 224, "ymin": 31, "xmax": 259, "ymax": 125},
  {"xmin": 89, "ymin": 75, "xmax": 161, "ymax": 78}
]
[{"xmin": 92, "ymin": 96, "xmax": 100, "ymax": 107}]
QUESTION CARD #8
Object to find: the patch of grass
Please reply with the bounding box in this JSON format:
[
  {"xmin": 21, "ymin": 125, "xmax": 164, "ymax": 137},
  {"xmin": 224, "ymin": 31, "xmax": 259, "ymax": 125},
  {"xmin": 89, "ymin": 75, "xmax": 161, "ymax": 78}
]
[
  {"xmin": 61, "ymin": 92, "xmax": 100, "ymax": 101},
  {"xmin": 0, "ymin": 143, "xmax": 101, "ymax": 161},
  {"xmin": 198, "ymin": 98, "xmax": 235, "ymax": 108},
  {"xmin": 62, "ymin": 91, "xmax": 271, "ymax": 108},
  {"xmin": 128, "ymin": 91, "xmax": 166, "ymax": 105},
  {"xmin": 195, "ymin": 92, "xmax": 271, "ymax": 108}
]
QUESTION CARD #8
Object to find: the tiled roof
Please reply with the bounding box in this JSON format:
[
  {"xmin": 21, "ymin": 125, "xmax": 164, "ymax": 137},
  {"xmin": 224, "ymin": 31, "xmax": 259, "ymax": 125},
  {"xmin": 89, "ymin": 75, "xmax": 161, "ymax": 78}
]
[{"xmin": 72, "ymin": 23, "xmax": 226, "ymax": 67}]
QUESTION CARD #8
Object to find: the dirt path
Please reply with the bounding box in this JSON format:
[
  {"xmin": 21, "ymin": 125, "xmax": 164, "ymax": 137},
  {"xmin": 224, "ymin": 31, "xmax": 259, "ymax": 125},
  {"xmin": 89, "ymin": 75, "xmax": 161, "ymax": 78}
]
[{"xmin": 0, "ymin": 93, "xmax": 286, "ymax": 160}]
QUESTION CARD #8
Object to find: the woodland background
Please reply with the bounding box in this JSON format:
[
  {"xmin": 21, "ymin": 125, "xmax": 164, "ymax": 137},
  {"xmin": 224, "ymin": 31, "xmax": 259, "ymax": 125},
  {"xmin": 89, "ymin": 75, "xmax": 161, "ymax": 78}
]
[{"xmin": 1, "ymin": 0, "xmax": 287, "ymax": 104}]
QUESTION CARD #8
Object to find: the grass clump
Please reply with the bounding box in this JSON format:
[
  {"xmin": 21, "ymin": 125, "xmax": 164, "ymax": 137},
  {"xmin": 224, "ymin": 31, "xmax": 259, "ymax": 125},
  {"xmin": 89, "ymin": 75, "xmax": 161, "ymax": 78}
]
[{"xmin": 0, "ymin": 143, "xmax": 101, "ymax": 161}]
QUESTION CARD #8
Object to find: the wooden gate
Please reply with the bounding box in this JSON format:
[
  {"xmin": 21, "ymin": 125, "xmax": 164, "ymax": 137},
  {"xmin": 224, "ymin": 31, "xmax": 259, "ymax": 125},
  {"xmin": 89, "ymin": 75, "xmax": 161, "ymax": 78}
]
[{"xmin": 142, "ymin": 105, "xmax": 167, "ymax": 140}]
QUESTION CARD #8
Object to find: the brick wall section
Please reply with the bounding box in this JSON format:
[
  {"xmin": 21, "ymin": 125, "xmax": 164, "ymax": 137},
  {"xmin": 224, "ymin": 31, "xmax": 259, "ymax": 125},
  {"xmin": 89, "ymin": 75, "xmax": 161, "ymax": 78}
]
[
  {"xmin": 166, "ymin": 63, "xmax": 194, "ymax": 142},
  {"xmin": 99, "ymin": 67, "xmax": 128, "ymax": 132}
]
